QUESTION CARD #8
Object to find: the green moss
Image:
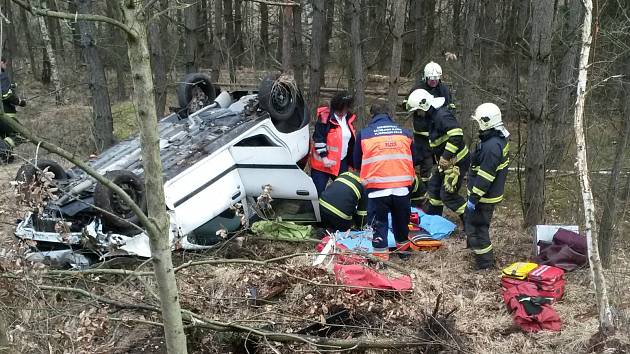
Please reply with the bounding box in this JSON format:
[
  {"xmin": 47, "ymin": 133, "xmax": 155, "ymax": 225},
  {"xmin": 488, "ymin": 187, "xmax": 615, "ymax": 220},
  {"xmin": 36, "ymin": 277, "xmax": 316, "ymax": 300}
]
[{"xmin": 112, "ymin": 101, "xmax": 138, "ymax": 140}]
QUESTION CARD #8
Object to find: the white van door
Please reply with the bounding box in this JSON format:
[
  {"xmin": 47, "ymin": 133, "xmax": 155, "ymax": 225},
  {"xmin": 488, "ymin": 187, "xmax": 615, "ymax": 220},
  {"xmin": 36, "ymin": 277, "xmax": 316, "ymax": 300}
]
[
  {"xmin": 230, "ymin": 132, "xmax": 319, "ymax": 222},
  {"xmin": 164, "ymin": 149, "xmax": 245, "ymax": 235}
]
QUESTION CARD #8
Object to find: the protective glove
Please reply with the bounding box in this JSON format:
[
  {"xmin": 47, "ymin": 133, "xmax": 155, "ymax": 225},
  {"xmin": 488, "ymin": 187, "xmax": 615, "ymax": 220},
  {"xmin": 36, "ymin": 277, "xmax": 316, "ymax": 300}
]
[
  {"xmin": 322, "ymin": 157, "xmax": 336, "ymax": 168},
  {"xmin": 18, "ymin": 99, "xmax": 26, "ymax": 107},
  {"xmin": 448, "ymin": 103, "xmax": 456, "ymax": 110},
  {"xmin": 466, "ymin": 198, "xmax": 477, "ymax": 212},
  {"xmin": 443, "ymin": 166, "xmax": 460, "ymax": 193},
  {"xmin": 438, "ymin": 156, "xmax": 455, "ymax": 172}
]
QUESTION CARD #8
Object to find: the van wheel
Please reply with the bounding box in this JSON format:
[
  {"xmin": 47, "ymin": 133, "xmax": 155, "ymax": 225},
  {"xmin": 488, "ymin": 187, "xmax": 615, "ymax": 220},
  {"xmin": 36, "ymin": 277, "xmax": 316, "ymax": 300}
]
[
  {"xmin": 177, "ymin": 73, "xmax": 216, "ymax": 116},
  {"xmin": 15, "ymin": 159, "xmax": 67, "ymax": 183},
  {"xmin": 258, "ymin": 73, "xmax": 298, "ymax": 123},
  {"xmin": 94, "ymin": 170, "xmax": 146, "ymax": 232}
]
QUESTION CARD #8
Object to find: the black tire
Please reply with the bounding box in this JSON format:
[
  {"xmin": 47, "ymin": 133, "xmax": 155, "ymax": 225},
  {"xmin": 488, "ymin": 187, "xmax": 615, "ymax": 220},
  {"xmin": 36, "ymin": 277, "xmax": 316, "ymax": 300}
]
[
  {"xmin": 94, "ymin": 170, "xmax": 147, "ymax": 232},
  {"xmin": 0, "ymin": 139, "xmax": 12, "ymax": 164},
  {"xmin": 177, "ymin": 73, "xmax": 216, "ymax": 115},
  {"xmin": 258, "ymin": 73, "xmax": 299, "ymax": 123},
  {"xmin": 15, "ymin": 159, "xmax": 67, "ymax": 183}
]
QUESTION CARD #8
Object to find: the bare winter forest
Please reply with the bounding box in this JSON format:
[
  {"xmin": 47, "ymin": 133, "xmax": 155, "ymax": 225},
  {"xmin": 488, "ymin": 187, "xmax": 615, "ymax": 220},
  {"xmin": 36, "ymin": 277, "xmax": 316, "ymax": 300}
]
[{"xmin": 0, "ymin": 0, "xmax": 629, "ymax": 353}]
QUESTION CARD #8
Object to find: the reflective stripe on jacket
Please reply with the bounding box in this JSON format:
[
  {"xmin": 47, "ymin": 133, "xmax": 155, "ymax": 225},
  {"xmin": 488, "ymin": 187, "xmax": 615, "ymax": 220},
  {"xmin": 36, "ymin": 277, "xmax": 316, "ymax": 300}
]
[
  {"xmin": 467, "ymin": 130, "xmax": 510, "ymax": 204},
  {"xmin": 319, "ymin": 171, "xmax": 367, "ymax": 223},
  {"xmin": 428, "ymin": 107, "xmax": 469, "ymax": 164},
  {"xmin": 356, "ymin": 114, "xmax": 415, "ymax": 190},
  {"xmin": 310, "ymin": 105, "xmax": 356, "ymax": 175}
]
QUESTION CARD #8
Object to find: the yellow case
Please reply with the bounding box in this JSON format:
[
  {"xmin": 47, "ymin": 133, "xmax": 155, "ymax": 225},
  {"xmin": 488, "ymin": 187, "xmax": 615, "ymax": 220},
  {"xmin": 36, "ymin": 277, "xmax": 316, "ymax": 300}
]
[{"xmin": 501, "ymin": 262, "xmax": 538, "ymax": 280}]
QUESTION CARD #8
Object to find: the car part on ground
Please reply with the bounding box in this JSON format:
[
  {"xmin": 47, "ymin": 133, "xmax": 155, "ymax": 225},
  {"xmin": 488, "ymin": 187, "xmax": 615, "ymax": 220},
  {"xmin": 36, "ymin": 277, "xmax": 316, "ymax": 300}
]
[
  {"xmin": 15, "ymin": 159, "xmax": 68, "ymax": 184},
  {"xmin": 14, "ymin": 73, "xmax": 318, "ymax": 265}
]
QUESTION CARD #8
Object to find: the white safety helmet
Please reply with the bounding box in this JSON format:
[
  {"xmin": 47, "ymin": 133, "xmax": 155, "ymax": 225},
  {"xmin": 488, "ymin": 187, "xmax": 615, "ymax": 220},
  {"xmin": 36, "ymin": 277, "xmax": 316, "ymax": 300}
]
[
  {"xmin": 471, "ymin": 103, "xmax": 503, "ymax": 131},
  {"xmin": 423, "ymin": 61, "xmax": 443, "ymax": 81},
  {"xmin": 406, "ymin": 89, "xmax": 445, "ymax": 112}
]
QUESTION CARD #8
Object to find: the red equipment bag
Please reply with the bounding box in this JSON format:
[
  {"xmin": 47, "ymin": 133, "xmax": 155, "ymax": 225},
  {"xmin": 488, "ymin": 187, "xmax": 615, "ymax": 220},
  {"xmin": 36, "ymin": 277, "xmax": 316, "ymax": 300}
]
[
  {"xmin": 501, "ymin": 277, "xmax": 527, "ymax": 291},
  {"xmin": 502, "ymin": 282, "xmax": 562, "ymax": 332},
  {"xmin": 528, "ymin": 265, "xmax": 566, "ymax": 301}
]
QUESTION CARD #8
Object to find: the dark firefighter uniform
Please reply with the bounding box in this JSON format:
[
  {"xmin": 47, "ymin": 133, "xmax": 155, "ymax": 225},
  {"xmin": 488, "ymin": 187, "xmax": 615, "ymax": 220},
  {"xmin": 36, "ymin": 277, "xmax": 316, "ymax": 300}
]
[
  {"xmin": 426, "ymin": 106, "xmax": 470, "ymax": 217},
  {"xmin": 0, "ymin": 69, "xmax": 25, "ymax": 139},
  {"xmin": 410, "ymin": 174, "xmax": 424, "ymax": 207},
  {"xmin": 354, "ymin": 113, "xmax": 415, "ymax": 259},
  {"xmin": 319, "ymin": 171, "xmax": 367, "ymax": 230},
  {"xmin": 411, "ymin": 110, "xmax": 433, "ymax": 204},
  {"xmin": 465, "ymin": 129, "xmax": 510, "ymax": 268}
]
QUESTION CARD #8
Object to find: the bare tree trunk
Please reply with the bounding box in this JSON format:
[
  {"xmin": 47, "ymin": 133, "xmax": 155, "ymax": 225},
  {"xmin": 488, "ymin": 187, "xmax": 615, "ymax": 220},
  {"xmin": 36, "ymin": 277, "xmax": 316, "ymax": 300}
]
[
  {"xmin": 308, "ymin": 0, "xmax": 325, "ymax": 108},
  {"xmin": 148, "ymin": 20, "xmax": 166, "ymax": 117},
  {"xmin": 281, "ymin": 5, "xmax": 293, "ymax": 74},
  {"xmin": 452, "ymin": 0, "xmax": 462, "ymax": 47},
  {"xmin": 19, "ymin": 7, "xmax": 39, "ymax": 80},
  {"xmin": 459, "ymin": 0, "xmax": 479, "ymax": 142},
  {"xmin": 321, "ymin": 0, "xmax": 334, "ymax": 86},
  {"xmin": 2, "ymin": 0, "xmax": 18, "ymax": 79},
  {"xmin": 292, "ymin": 0, "xmax": 304, "ymax": 88},
  {"xmin": 549, "ymin": 0, "xmax": 582, "ymax": 167},
  {"xmin": 77, "ymin": 0, "xmax": 114, "ymax": 151},
  {"xmin": 350, "ymin": 0, "xmax": 365, "ymax": 122},
  {"xmin": 223, "ymin": 0, "xmax": 236, "ymax": 82},
  {"xmin": 104, "ymin": 4, "xmax": 128, "ymax": 102},
  {"xmin": 184, "ymin": 0, "xmax": 200, "ymax": 73},
  {"xmin": 120, "ymin": 2, "xmax": 188, "ymax": 351},
  {"xmin": 259, "ymin": 2, "xmax": 269, "ymax": 68},
  {"xmin": 523, "ymin": 0, "xmax": 554, "ymax": 227},
  {"xmin": 234, "ymin": 0, "xmax": 244, "ymax": 65},
  {"xmin": 572, "ymin": 0, "xmax": 614, "ymax": 333},
  {"xmin": 37, "ymin": 14, "xmax": 62, "ymax": 105},
  {"xmin": 599, "ymin": 60, "xmax": 630, "ymax": 268},
  {"xmin": 388, "ymin": 0, "xmax": 406, "ymax": 111},
  {"xmin": 213, "ymin": 0, "xmax": 224, "ymax": 82},
  {"xmin": 44, "ymin": 0, "xmax": 64, "ymax": 55},
  {"xmin": 413, "ymin": 0, "xmax": 425, "ymax": 83}
]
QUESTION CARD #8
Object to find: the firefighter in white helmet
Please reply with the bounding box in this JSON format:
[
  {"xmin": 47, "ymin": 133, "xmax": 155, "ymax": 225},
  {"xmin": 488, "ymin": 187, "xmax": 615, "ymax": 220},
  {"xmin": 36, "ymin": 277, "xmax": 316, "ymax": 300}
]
[
  {"xmin": 465, "ymin": 103, "xmax": 510, "ymax": 270},
  {"xmin": 406, "ymin": 89, "xmax": 469, "ymax": 223},
  {"xmin": 409, "ymin": 61, "xmax": 454, "ymax": 109}
]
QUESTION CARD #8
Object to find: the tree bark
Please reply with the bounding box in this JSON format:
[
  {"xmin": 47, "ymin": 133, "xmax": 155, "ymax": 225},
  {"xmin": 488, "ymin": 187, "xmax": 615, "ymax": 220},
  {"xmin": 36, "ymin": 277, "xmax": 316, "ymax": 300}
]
[
  {"xmin": 599, "ymin": 59, "xmax": 630, "ymax": 268},
  {"xmin": 413, "ymin": 0, "xmax": 425, "ymax": 83},
  {"xmin": 223, "ymin": 0, "xmax": 236, "ymax": 82},
  {"xmin": 148, "ymin": 19, "xmax": 167, "ymax": 118},
  {"xmin": 281, "ymin": 5, "xmax": 293, "ymax": 74},
  {"xmin": 213, "ymin": 0, "xmax": 224, "ymax": 82},
  {"xmin": 549, "ymin": 0, "xmax": 582, "ymax": 167},
  {"xmin": 119, "ymin": 1, "xmax": 188, "ymax": 351},
  {"xmin": 19, "ymin": 7, "xmax": 40, "ymax": 80},
  {"xmin": 292, "ymin": 0, "xmax": 304, "ymax": 88},
  {"xmin": 388, "ymin": 0, "xmax": 406, "ymax": 111},
  {"xmin": 350, "ymin": 0, "xmax": 365, "ymax": 122},
  {"xmin": 572, "ymin": 0, "xmax": 614, "ymax": 333},
  {"xmin": 184, "ymin": 0, "xmax": 200, "ymax": 73},
  {"xmin": 234, "ymin": 0, "xmax": 244, "ymax": 65},
  {"xmin": 259, "ymin": 2, "xmax": 269, "ymax": 67},
  {"xmin": 77, "ymin": 0, "xmax": 114, "ymax": 151},
  {"xmin": 44, "ymin": 0, "xmax": 64, "ymax": 55},
  {"xmin": 459, "ymin": 0, "xmax": 479, "ymax": 141},
  {"xmin": 308, "ymin": 0, "xmax": 325, "ymax": 109},
  {"xmin": 37, "ymin": 14, "xmax": 63, "ymax": 105},
  {"xmin": 104, "ymin": 4, "xmax": 129, "ymax": 102},
  {"xmin": 523, "ymin": 0, "xmax": 554, "ymax": 227},
  {"xmin": 320, "ymin": 0, "xmax": 334, "ymax": 86},
  {"xmin": 2, "ymin": 0, "xmax": 18, "ymax": 80},
  {"xmin": 452, "ymin": 0, "xmax": 462, "ymax": 48}
]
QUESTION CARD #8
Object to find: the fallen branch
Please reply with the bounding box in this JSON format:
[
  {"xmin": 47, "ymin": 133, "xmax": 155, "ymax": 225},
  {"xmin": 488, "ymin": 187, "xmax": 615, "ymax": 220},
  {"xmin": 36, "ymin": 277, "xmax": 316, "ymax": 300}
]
[{"xmin": 39, "ymin": 284, "xmax": 434, "ymax": 349}]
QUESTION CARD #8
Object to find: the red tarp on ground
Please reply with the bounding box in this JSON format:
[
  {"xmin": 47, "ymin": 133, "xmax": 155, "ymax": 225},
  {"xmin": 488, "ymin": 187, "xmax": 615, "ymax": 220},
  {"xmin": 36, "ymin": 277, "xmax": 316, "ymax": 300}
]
[{"xmin": 332, "ymin": 264, "xmax": 413, "ymax": 291}]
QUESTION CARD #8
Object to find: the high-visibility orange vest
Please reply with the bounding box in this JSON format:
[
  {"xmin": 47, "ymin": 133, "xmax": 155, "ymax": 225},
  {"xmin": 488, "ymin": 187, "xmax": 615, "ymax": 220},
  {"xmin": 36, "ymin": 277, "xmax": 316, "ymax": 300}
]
[
  {"xmin": 309, "ymin": 106, "xmax": 356, "ymax": 176},
  {"xmin": 359, "ymin": 123, "xmax": 414, "ymax": 190}
]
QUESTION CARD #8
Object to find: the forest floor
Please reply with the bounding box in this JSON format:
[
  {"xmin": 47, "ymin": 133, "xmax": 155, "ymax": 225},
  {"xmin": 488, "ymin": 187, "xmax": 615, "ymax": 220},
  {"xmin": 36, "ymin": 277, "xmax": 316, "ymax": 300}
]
[{"xmin": 1, "ymin": 73, "xmax": 629, "ymax": 353}]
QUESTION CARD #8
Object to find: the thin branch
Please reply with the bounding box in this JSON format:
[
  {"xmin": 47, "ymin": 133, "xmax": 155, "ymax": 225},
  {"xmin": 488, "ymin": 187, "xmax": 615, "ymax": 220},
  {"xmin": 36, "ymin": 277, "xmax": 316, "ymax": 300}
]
[{"xmin": 10, "ymin": 0, "xmax": 137, "ymax": 38}]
